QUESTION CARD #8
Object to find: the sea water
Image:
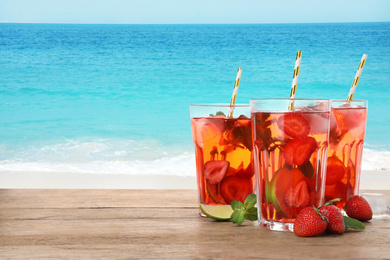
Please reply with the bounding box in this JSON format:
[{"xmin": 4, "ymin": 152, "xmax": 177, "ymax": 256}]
[{"xmin": 0, "ymin": 22, "xmax": 390, "ymax": 176}]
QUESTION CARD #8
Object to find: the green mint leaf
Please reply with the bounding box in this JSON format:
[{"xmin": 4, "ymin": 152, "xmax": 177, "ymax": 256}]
[
  {"xmin": 246, "ymin": 207, "xmax": 257, "ymax": 215},
  {"xmin": 231, "ymin": 200, "xmax": 243, "ymax": 211},
  {"xmin": 231, "ymin": 123, "xmax": 253, "ymax": 151},
  {"xmin": 245, "ymin": 207, "xmax": 258, "ymax": 221},
  {"xmin": 343, "ymin": 216, "xmax": 366, "ymax": 230},
  {"xmin": 244, "ymin": 194, "xmax": 257, "ymax": 209},
  {"xmin": 298, "ymin": 161, "xmax": 314, "ymax": 179},
  {"xmin": 254, "ymin": 113, "xmax": 272, "ymax": 150},
  {"xmin": 215, "ymin": 111, "xmax": 226, "ymax": 116},
  {"xmin": 236, "ymin": 210, "xmax": 246, "ymax": 226},
  {"xmin": 245, "ymin": 213, "xmax": 258, "ymax": 222},
  {"xmin": 231, "ymin": 210, "xmax": 241, "ymax": 224}
]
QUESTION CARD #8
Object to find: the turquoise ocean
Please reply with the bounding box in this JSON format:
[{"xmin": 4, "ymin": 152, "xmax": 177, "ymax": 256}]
[{"xmin": 1, "ymin": 22, "xmax": 389, "ymax": 176}]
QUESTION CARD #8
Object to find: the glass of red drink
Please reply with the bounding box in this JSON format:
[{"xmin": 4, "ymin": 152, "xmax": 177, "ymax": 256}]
[
  {"xmin": 325, "ymin": 100, "xmax": 368, "ymax": 209},
  {"xmin": 251, "ymin": 99, "xmax": 331, "ymax": 231},
  {"xmin": 190, "ymin": 104, "xmax": 255, "ymax": 217}
]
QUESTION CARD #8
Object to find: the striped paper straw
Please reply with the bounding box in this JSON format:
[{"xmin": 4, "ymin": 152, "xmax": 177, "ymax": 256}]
[
  {"xmin": 347, "ymin": 54, "xmax": 367, "ymax": 101},
  {"xmin": 289, "ymin": 50, "xmax": 302, "ymax": 110},
  {"xmin": 227, "ymin": 68, "xmax": 243, "ymax": 117}
]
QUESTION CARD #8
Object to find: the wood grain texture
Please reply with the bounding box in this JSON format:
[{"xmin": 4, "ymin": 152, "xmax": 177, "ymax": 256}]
[{"xmin": 0, "ymin": 189, "xmax": 389, "ymax": 259}]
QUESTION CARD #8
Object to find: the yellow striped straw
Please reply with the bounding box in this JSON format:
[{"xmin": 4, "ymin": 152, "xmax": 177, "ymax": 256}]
[
  {"xmin": 227, "ymin": 68, "xmax": 243, "ymax": 117},
  {"xmin": 289, "ymin": 50, "xmax": 302, "ymax": 110},
  {"xmin": 347, "ymin": 54, "xmax": 367, "ymax": 101}
]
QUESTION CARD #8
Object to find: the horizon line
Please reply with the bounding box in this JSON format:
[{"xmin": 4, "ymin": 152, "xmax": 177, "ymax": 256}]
[{"xmin": 1, "ymin": 21, "xmax": 390, "ymax": 25}]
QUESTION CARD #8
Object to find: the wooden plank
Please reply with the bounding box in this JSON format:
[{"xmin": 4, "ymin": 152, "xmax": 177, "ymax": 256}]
[
  {"xmin": 0, "ymin": 189, "xmax": 199, "ymax": 208},
  {"xmin": 0, "ymin": 189, "xmax": 389, "ymax": 259}
]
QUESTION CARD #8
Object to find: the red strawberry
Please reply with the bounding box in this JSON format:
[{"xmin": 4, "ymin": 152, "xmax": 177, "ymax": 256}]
[
  {"xmin": 293, "ymin": 206, "xmax": 327, "ymax": 237},
  {"xmin": 206, "ymin": 183, "xmax": 226, "ymax": 204},
  {"xmin": 277, "ymin": 112, "xmax": 310, "ymax": 139},
  {"xmin": 191, "ymin": 117, "xmax": 225, "ymax": 148},
  {"xmin": 326, "ymin": 156, "xmax": 346, "ymax": 185},
  {"xmin": 236, "ymin": 161, "xmax": 255, "ymax": 179},
  {"xmin": 284, "ymin": 180, "xmax": 309, "ymax": 208},
  {"xmin": 344, "ymin": 195, "xmax": 373, "ymax": 221},
  {"xmin": 319, "ymin": 205, "xmax": 345, "ymax": 234},
  {"xmin": 220, "ymin": 175, "xmax": 252, "ymax": 204},
  {"xmin": 324, "ymin": 181, "xmax": 353, "ymax": 209},
  {"xmin": 283, "ymin": 136, "xmax": 318, "ymax": 166},
  {"xmin": 204, "ymin": 160, "xmax": 229, "ymax": 184}
]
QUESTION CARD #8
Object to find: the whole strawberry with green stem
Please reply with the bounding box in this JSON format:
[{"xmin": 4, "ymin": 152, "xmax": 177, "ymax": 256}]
[
  {"xmin": 293, "ymin": 206, "xmax": 328, "ymax": 237},
  {"xmin": 319, "ymin": 199, "xmax": 345, "ymax": 234},
  {"xmin": 344, "ymin": 195, "xmax": 373, "ymax": 221},
  {"xmin": 321, "ymin": 198, "xmax": 366, "ymax": 234}
]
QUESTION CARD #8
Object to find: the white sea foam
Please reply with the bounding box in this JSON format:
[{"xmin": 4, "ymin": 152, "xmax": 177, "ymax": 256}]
[
  {"xmin": 361, "ymin": 148, "xmax": 390, "ymax": 171},
  {"xmin": 0, "ymin": 138, "xmax": 196, "ymax": 176},
  {"xmin": 0, "ymin": 138, "xmax": 389, "ymax": 175}
]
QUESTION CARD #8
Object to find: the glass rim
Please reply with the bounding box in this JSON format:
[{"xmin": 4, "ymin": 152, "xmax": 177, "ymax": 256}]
[
  {"xmin": 190, "ymin": 103, "xmax": 249, "ymax": 107},
  {"xmin": 331, "ymin": 99, "xmax": 368, "ymax": 102},
  {"xmin": 250, "ymin": 98, "xmax": 330, "ymax": 102}
]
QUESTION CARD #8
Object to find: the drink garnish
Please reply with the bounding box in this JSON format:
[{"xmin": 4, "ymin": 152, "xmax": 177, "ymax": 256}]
[
  {"xmin": 297, "ymin": 161, "xmax": 314, "ymax": 179},
  {"xmin": 253, "ymin": 113, "xmax": 272, "ymax": 150},
  {"xmin": 227, "ymin": 68, "xmax": 243, "ymax": 117},
  {"xmin": 277, "ymin": 112, "xmax": 310, "ymax": 139},
  {"xmin": 284, "ymin": 180, "xmax": 309, "ymax": 208},
  {"xmin": 209, "ymin": 111, "xmax": 226, "ymax": 117},
  {"xmin": 283, "ymin": 136, "xmax": 318, "ymax": 166},
  {"xmin": 204, "ymin": 160, "xmax": 230, "ymax": 184},
  {"xmin": 206, "ymin": 183, "xmax": 226, "ymax": 204},
  {"xmin": 230, "ymin": 194, "xmax": 258, "ymax": 226},
  {"xmin": 200, "ymin": 204, "xmax": 234, "ymax": 221},
  {"xmin": 288, "ymin": 50, "xmax": 302, "ymax": 110},
  {"xmin": 343, "ymin": 216, "xmax": 366, "ymax": 230},
  {"xmin": 220, "ymin": 175, "xmax": 252, "ymax": 204},
  {"xmin": 346, "ymin": 54, "xmax": 367, "ymax": 101},
  {"xmin": 269, "ymin": 168, "xmax": 305, "ymax": 218},
  {"xmin": 326, "ymin": 156, "xmax": 346, "ymax": 185},
  {"xmin": 230, "ymin": 118, "xmax": 253, "ymax": 151}
]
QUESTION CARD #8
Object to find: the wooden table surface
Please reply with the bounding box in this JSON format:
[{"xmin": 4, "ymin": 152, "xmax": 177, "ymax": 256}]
[{"xmin": 0, "ymin": 189, "xmax": 389, "ymax": 259}]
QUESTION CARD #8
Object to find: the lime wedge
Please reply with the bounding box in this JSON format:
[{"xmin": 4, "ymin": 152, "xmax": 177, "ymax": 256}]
[{"xmin": 200, "ymin": 204, "xmax": 233, "ymax": 221}]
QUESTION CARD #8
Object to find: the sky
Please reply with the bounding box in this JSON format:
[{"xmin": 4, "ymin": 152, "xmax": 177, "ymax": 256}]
[{"xmin": 0, "ymin": 0, "xmax": 389, "ymax": 24}]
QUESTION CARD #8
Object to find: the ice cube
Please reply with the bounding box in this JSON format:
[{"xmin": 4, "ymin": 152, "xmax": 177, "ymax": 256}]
[
  {"xmin": 192, "ymin": 117, "xmax": 225, "ymax": 148},
  {"xmin": 332, "ymin": 107, "xmax": 367, "ymax": 130},
  {"xmin": 301, "ymin": 107, "xmax": 330, "ymax": 134},
  {"xmin": 360, "ymin": 193, "xmax": 390, "ymax": 219}
]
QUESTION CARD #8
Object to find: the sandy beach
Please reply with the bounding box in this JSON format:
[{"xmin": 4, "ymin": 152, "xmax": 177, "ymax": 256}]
[{"xmin": 0, "ymin": 170, "xmax": 389, "ymax": 190}]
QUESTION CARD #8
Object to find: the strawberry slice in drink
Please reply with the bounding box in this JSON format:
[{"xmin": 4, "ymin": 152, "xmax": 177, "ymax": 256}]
[
  {"xmin": 325, "ymin": 181, "xmax": 351, "ymax": 208},
  {"xmin": 284, "ymin": 180, "xmax": 309, "ymax": 208},
  {"xmin": 220, "ymin": 175, "xmax": 252, "ymax": 204},
  {"xmin": 326, "ymin": 156, "xmax": 346, "ymax": 185},
  {"xmin": 191, "ymin": 117, "xmax": 225, "ymax": 148},
  {"xmin": 269, "ymin": 168, "xmax": 306, "ymax": 218},
  {"xmin": 277, "ymin": 112, "xmax": 310, "ymax": 139},
  {"xmin": 283, "ymin": 136, "xmax": 318, "ymax": 166},
  {"xmin": 206, "ymin": 183, "xmax": 226, "ymax": 204},
  {"xmin": 204, "ymin": 160, "xmax": 230, "ymax": 184},
  {"xmin": 235, "ymin": 161, "xmax": 255, "ymax": 179}
]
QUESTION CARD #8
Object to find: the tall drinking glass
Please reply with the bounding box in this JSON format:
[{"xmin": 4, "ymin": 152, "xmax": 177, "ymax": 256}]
[
  {"xmin": 251, "ymin": 99, "xmax": 331, "ymax": 231},
  {"xmin": 325, "ymin": 100, "xmax": 368, "ymax": 209},
  {"xmin": 190, "ymin": 104, "xmax": 255, "ymax": 217}
]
